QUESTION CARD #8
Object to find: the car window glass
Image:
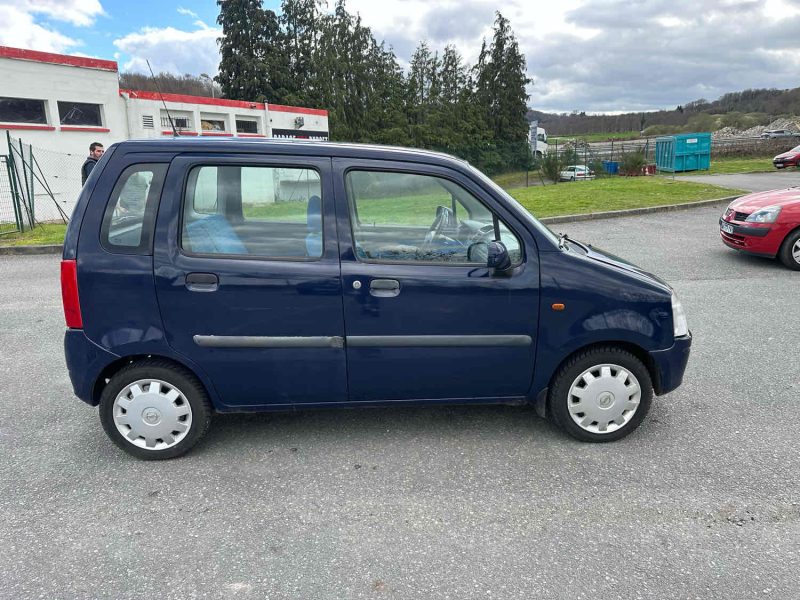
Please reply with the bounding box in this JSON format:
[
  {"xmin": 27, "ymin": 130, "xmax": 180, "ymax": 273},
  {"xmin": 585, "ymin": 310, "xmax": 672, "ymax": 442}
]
[
  {"xmin": 101, "ymin": 163, "xmax": 167, "ymax": 254},
  {"xmin": 346, "ymin": 170, "xmax": 521, "ymax": 265},
  {"xmin": 181, "ymin": 165, "xmax": 322, "ymax": 259}
]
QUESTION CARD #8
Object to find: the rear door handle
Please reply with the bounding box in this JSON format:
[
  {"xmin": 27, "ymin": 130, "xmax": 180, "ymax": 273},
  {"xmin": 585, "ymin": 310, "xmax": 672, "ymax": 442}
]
[
  {"xmin": 186, "ymin": 272, "xmax": 219, "ymax": 292},
  {"xmin": 370, "ymin": 279, "xmax": 400, "ymax": 298}
]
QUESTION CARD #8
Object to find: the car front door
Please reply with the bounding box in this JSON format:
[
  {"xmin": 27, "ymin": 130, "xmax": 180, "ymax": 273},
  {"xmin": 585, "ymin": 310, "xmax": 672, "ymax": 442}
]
[
  {"xmin": 333, "ymin": 158, "xmax": 540, "ymax": 403},
  {"xmin": 154, "ymin": 154, "xmax": 347, "ymax": 409}
]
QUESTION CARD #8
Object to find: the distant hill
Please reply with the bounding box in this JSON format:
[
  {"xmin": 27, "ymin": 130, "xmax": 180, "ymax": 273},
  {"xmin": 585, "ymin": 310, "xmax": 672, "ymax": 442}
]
[{"xmin": 529, "ymin": 86, "xmax": 800, "ymax": 136}]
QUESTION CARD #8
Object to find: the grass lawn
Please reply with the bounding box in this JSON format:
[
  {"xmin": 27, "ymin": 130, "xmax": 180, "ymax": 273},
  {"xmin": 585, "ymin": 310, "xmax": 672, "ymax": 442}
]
[
  {"xmin": 508, "ymin": 177, "xmax": 744, "ymax": 218},
  {"xmin": 0, "ymin": 223, "xmax": 67, "ymax": 246},
  {"xmin": 549, "ymin": 131, "xmax": 641, "ymax": 144}
]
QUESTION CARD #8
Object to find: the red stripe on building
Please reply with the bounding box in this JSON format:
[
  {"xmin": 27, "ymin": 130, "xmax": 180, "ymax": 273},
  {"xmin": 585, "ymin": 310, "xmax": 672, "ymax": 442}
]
[
  {"xmin": 60, "ymin": 126, "xmax": 111, "ymax": 133},
  {"xmin": 0, "ymin": 46, "xmax": 117, "ymax": 72},
  {"xmin": 161, "ymin": 131, "xmax": 199, "ymax": 136},
  {"xmin": 237, "ymin": 133, "xmax": 266, "ymax": 138},
  {"xmin": 0, "ymin": 124, "xmax": 56, "ymax": 131},
  {"xmin": 124, "ymin": 89, "xmax": 266, "ymax": 110},
  {"xmin": 268, "ymin": 103, "xmax": 328, "ymax": 117},
  {"xmin": 201, "ymin": 132, "xmax": 234, "ymax": 136}
]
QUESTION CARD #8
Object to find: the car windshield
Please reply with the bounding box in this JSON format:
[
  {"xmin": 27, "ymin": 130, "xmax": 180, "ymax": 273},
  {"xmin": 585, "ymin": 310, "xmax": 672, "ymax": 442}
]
[
  {"xmin": 791, "ymin": 145, "xmax": 800, "ymax": 153},
  {"xmin": 467, "ymin": 163, "xmax": 561, "ymax": 247}
]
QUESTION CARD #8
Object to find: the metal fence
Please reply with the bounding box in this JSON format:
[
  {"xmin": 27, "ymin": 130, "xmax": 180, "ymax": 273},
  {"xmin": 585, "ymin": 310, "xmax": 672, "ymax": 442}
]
[
  {"xmin": 4, "ymin": 134, "xmax": 79, "ymax": 224},
  {"xmin": 552, "ymin": 134, "xmax": 800, "ymax": 164},
  {"xmin": 0, "ymin": 155, "xmax": 23, "ymax": 236}
]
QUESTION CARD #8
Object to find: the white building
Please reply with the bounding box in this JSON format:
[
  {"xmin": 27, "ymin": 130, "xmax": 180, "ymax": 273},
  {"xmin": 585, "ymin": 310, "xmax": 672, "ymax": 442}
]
[
  {"xmin": 0, "ymin": 45, "xmax": 329, "ymax": 157},
  {"xmin": 0, "ymin": 45, "xmax": 329, "ymax": 221}
]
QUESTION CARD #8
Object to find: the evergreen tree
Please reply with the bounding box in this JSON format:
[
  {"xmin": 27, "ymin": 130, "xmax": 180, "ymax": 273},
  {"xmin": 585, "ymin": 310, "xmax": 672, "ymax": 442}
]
[
  {"xmin": 280, "ymin": 0, "xmax": 325, "ymax": 105},
  {"xmin": 216, "ymin": 0, "xmax": 286, "ymax": 103},
  {"xmin": 474, "ymin": 12, "xmax": 532, "ymax": 169}
]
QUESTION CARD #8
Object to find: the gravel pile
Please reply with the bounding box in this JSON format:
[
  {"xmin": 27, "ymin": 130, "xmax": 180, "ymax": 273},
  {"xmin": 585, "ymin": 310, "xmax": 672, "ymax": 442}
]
[{"xmin": 712, "ymin": 117, "xmax": 800, "ymax": 139}]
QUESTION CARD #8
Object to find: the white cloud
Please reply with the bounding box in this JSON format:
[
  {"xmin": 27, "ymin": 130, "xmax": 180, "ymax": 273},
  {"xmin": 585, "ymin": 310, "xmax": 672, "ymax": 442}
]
[
  {"xmin": 0, "ymin": 5, "xmax": 81, "ymax": 53},
  {"xmin": 17, "ymin": 0, "xmax": 104, "ymax": 27},
  {"xmin": 345, "ymin": 0, "xmax": 800, "ymax": 112},
  {"xmin": 114, "ymin": 22, "xmax": 221, "ymax": 76},
  {"xmin": 177, "ymin": 7, "xmax": 199, "ymax": 20}
]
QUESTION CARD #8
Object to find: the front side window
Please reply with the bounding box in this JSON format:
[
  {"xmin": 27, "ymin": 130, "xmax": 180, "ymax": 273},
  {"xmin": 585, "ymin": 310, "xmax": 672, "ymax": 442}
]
[
  {"xmin": 58, "ymin": 101, "xmax": 102, "ymax": 126},
  {"xmin": 101, "ymin": 164, "xmax": 167, "ymax": 253},
  {"xmin": 182, "ymin": 165, "xmax": 322, "ymax": 259},
  {"xmin": 0, "ymin": 97, "xmax": 47, "ymax": 124},
  {"xmin": 346, "ymin": 170, "xmax": 521, "ymax": 265}
]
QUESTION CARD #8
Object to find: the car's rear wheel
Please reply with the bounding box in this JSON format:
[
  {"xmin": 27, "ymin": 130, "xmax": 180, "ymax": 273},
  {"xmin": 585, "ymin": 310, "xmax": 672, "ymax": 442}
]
[
  {"xmin": 778, "ymin": 229, "xmax": 800, "ymax": 271},
  {"xmin": 549, "ymin": 347, "xmax": 653, "ymax": 442},
  {"xmin": 99, "ymin": 359, "xmax": 212, "ymax": 459}
]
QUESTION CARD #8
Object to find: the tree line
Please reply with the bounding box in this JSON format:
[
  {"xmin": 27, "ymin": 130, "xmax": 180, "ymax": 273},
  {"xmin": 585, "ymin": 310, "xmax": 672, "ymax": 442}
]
[
  {"xmin": 215, "ymin": 0, "xmax": 533, "ymax": 173},
  {"xmin": 535, "ymin": 86, "xmax": 800, "ymax": 137}
]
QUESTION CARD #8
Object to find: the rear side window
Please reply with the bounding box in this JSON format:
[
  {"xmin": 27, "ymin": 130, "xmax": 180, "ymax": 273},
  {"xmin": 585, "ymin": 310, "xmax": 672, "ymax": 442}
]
[
  {"xmin": 180, "ymin": 165, "xmax": 322, "ymax": 259},
  {"xmin": 100, "ymin": 163, "xmax": 167, "ymax": 254}
]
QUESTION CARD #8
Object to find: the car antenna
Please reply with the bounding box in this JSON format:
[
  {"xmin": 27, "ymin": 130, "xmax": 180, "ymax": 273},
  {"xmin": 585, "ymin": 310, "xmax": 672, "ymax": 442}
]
[{"xmin": 146, "ymin": 59, "xmax": 179, "ymax": 138}]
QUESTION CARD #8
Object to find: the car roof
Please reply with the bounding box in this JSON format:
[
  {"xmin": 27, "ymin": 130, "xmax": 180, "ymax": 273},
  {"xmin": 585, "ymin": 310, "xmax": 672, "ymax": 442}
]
[{"xmin": 112, "ymin": 137, "xmax": 470, "ymax": 169}]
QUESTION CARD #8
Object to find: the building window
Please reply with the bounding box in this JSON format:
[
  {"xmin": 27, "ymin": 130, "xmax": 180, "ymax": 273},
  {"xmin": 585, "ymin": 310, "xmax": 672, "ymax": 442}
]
[
  {"xmin": 0, "ymin": 97, "xmax": 47, "ymax": 124},
  {"xmin": 58, "ymin": 101, "xmax": 103, "ymax": 126},
  {"xmin": 201, "ymin": 118, "xmax": 226, "ymax": 132},
  {"xmin": 142, "ymin": 115, "xmax": 154, "ymax": 129},
  {"xmin": 236, "ymin": 119, "xmax": 259, "ymax": 134},
  {"xmin": 161, "ymin": 115, "xmax": 192, "ymax": 130}
]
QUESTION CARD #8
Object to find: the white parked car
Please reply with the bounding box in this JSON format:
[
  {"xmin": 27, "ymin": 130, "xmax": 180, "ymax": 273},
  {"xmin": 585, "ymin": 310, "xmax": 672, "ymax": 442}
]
[
  {"xmin": 559, "ymin": 165, "xmax": 595, "ymax": 181},
  {"xmin": 760, "ymin": 129, "xmax": 797, "ymax": 139}
]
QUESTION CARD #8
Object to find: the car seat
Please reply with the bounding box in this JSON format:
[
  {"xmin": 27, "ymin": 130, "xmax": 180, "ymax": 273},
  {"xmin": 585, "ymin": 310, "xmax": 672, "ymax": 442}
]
[
  {"xmin": 185, "ymin": 214, "xmax": 248, "ymax": 255},
  {"xmin": 306, "ymin": 195, "xmax": 322, "ymax": 257}
]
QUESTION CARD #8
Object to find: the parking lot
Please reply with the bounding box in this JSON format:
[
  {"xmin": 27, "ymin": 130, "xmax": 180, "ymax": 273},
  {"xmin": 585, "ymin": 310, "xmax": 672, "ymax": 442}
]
[{"xmin": 1, "ymin": 202, "xmax": 798, "ymax": 599}]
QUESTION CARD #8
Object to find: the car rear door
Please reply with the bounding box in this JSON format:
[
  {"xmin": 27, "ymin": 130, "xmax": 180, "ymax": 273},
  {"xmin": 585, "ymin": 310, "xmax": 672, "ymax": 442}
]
[{"xmin": 153, "ymin": 154, "xmax": 347, "ymax": 409}]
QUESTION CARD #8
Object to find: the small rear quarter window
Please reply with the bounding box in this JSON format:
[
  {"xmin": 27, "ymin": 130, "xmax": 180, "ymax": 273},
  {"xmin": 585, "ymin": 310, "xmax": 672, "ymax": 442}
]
[{"xmin": 100, "ymin": 163, "xmax": 167, "ymax": 254}]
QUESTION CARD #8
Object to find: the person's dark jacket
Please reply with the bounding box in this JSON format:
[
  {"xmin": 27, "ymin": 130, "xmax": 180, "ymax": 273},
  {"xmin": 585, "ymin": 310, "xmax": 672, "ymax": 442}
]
[{"xmin": 81, "ymin": 156, "xmax": 98, "ymax": 185}]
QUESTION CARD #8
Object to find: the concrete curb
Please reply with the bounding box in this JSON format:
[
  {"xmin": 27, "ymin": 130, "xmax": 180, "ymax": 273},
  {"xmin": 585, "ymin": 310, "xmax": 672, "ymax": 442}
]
[
  {"xmin": 0, "ymin": 244, "xmax": 63, "ymax": 256},
  {"xmin": 539, "ymin": 195, "xmax": 738, "ymax": 225},
  {"xmin": 0, "ymin": 195, "xmax": 740, "ymax": 255}
]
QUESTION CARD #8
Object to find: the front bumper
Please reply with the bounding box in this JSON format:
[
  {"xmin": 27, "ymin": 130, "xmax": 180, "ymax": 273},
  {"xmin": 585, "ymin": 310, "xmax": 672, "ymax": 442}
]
[
  {"xmin": 649, "ymin": 332, "xmax": 692, "ymax": 395},
  {"xmin": 719, "ymin": 218, "xmax": 783, "ymax": 257}
]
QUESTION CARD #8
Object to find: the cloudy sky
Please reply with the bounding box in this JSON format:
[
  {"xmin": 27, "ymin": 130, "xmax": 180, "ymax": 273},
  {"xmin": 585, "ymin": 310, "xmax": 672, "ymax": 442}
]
[{"xmin": 1, "ymin": 0, "xmax": 800, "ymax": 113}]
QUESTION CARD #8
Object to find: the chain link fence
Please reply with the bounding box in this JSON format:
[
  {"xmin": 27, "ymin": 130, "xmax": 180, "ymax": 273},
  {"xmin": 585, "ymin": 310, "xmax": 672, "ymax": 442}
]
[
  {"xmin": 0, "ymin": 155, "xmax": 23, "ymax": 236},
  {"xmin": 5, "ymin": 135, "xmax": 81, "ymax": 224}
]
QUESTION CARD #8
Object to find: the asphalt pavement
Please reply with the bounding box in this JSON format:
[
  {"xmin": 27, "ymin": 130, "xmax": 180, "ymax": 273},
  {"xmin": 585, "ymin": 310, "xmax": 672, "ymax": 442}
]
[
  {"xmin": 679, "ymin": 169, "xmax": 800, "ymax": 192},
  {"xmin": 1, "ymin": 204, "xmax": 799, "ymax": 599}
]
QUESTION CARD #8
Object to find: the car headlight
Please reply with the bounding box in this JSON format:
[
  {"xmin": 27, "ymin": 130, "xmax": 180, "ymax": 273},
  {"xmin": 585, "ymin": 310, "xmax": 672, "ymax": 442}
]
[
  {"xmin": 672, "ymin": 292, "xmax": 688, "ymax": 337},
  {"xmin": 745, "ymin": 205, "xmax": 782, "ymax": 223}
]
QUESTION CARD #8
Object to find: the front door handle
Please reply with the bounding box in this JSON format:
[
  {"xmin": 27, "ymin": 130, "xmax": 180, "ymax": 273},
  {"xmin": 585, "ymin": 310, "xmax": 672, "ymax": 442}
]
[
  {"xmin": 186, "ymin": 272, "xmax": 219, "ymax": 292},
  {"xmin": 370, "ymin": 279, "xmax": 400, "ymax": 298}
]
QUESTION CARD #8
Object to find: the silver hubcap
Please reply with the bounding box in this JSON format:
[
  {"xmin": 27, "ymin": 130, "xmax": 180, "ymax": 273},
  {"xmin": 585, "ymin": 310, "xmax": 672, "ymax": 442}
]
[
  {"xmin": 792, "ymin": 239, "xmax": 800, "ymax": 264},
  {"xmin": 113, "ymin": 379, "xmax": 192, "ymax": 450},
  {"xmin": 567, "ymin": 364, "xmax": 641, "ymax": 434}
]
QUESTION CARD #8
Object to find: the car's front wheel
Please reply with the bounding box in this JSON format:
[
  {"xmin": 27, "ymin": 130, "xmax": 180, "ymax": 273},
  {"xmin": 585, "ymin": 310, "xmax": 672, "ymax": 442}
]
[
  {"xmin": 99, "ymin": 359, "xmax": 212, "ymax": 459},
  {"xmin": 778, "ymin": 229, "xmax": 800, "ymax": 271},
  {"xmin": 549, "ymin": 347, "xmax": 653, "ymax": 442}
]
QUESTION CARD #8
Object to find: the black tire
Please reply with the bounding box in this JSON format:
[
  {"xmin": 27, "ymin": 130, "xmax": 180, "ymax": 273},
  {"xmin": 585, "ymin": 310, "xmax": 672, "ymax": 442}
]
[
  {"xmin": 99, "ymin": 359, "xmax": 212, "ymax": 460},
  {"xmin": 777, "ymin": 228, "xmax": 800, "ymax": 271},
  {"xmin": 549, "ymin": 347, "xmax": 653, "ymax": 443}
]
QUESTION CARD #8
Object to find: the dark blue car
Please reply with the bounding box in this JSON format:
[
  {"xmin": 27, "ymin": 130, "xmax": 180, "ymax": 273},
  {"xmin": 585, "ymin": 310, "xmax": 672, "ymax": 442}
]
[{"xmin": 62, "ymin": 139, "xmax": 691, "ymax": 459}]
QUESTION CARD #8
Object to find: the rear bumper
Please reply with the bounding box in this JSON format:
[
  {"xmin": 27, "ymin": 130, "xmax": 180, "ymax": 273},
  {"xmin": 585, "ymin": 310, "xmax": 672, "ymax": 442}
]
[
  {"xmin": 649, "ymin": 332, "xmax": 692, "ymax": 395},
  {"xmin": 64, "ymin": 329, "xmax": 120, "ymax": 406}
]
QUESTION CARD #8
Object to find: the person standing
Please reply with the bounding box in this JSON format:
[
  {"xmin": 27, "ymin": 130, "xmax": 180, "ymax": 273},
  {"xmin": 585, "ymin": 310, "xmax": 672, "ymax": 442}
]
[{"xmin": 81, "ymin": 142, "xmax": 105, "ymax": 185}]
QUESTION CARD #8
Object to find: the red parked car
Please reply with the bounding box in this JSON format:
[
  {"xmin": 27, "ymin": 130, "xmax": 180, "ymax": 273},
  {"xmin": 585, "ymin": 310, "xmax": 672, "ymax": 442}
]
[
  {"xmin": 773, "ymin": 145, "xmax": 800, "ymax": 169},
  {"xmin": 719, "ymin": 187, "xmax": 800, "ymax": 270}
]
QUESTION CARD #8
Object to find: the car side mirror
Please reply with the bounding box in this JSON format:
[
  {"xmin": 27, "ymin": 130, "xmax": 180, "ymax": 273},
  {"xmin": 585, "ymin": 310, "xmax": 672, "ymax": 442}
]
[{"xmin": 487, "ymin": 241, "xmax": 512, "ymax": 272}]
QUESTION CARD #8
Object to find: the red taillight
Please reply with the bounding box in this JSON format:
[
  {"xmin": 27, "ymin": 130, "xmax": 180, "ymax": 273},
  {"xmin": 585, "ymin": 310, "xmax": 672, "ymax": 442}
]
[{"xmin": 60, "ymin": 259, "xmax": 83, "ymax": 329}]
